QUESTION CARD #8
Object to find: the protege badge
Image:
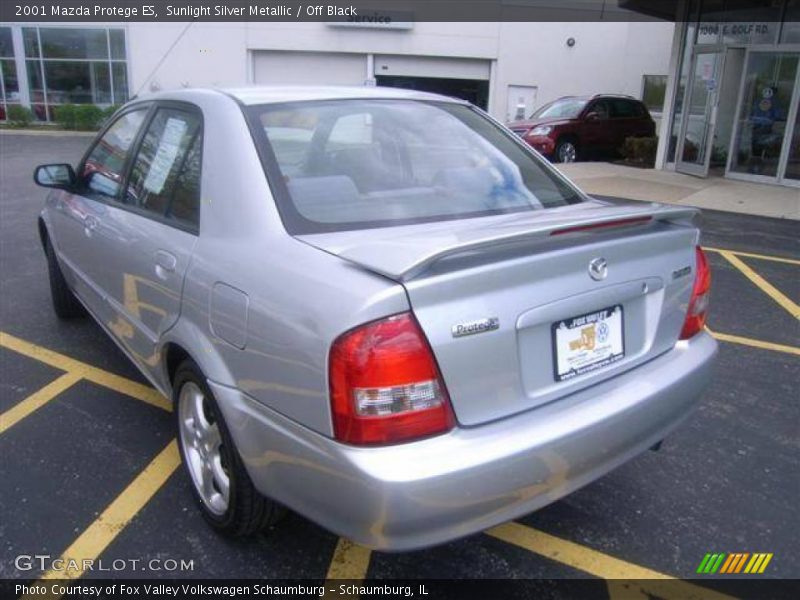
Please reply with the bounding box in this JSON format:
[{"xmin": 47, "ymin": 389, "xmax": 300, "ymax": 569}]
[
  {"xmin": 672, "ymin": 265, "xmax": 692, "ymax": 280},
  {"xmin": 451, "ymin": 317, "xmax": 500, "ymax": 338}
]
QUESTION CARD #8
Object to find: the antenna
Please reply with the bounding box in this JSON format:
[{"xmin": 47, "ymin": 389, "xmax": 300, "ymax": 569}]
[{"xmin": 134, "ymin": 22, "xmax": 195, "ymax": 96}]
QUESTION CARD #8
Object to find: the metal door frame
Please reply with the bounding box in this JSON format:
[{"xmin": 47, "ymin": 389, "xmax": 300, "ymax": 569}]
[{"xmin": 675, "ymin": 46, "xmax": 726, "ymax": 177}]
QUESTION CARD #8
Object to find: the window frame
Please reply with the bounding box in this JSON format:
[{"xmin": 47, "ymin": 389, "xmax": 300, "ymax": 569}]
[
  {"xmin": 77, "ymin": 99, "xmax": 204, "ymax": 235},
  {"xmin": 243, "ymin": 98, "xmax": 587, "ymax": 235}
]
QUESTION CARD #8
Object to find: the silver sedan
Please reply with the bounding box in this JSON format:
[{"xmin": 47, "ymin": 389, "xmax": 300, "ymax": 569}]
[{"xmin": 34, "ymin": 87, "xmax": 716, "ymax": 550}]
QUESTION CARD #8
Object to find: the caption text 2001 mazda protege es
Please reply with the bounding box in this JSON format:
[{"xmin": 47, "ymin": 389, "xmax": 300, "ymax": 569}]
[{"xmin": 33, "ymin": 87, "xmax": 716, "ymax": 550}]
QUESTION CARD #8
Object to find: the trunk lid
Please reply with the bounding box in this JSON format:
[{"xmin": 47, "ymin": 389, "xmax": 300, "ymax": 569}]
[{"xmin": 299, "ymin": 200, "xmax": 700, "ymax": 426}]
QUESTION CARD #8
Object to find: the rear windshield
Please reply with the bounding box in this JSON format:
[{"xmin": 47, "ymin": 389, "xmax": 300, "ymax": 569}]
[
  {"xmin": 247, "ymin": 99, "xmax": 584, "ymax": 234},
  {"xmin": 532, "ymin": 98, "xmax": 587, "ymax": 120}
]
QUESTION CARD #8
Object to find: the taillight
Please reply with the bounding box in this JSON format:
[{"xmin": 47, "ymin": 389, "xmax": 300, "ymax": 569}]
[
  {"xmin": 329, "ymin": 312, "xmax": 455, "ymax": 445},
  {"xmin": 680, "ymin": 246, "xmax": 711, "ymax": 340}
]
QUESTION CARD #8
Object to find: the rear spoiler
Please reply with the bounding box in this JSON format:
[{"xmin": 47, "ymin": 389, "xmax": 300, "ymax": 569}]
[{"xmin": 338, "ymin": 204, "xmax": 699, "ymax": 281}]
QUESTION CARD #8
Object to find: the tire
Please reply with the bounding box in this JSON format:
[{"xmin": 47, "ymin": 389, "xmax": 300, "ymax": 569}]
[
  {"xmin": 174, "ymin": 359, "xmax": 284, "ymax": 536},
  {"xmin": 44, "ymin": 237, "xmax": 85, "ymax": 319},
  {"xmin": 555, "ymin": 138, "xmax": 579, "ymax": 163}
]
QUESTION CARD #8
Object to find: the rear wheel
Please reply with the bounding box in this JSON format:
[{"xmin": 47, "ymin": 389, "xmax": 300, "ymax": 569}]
[
  {"xmin": 44, "ymin": 237, "xmax": 85, "ymax": 319},
  {"xmin": 555, "ymin": 139, "xmax": 578, "ymax": 163},
  {"xmin": 174, "ymin": 360, "xmax": 284, "ymax": 536}
]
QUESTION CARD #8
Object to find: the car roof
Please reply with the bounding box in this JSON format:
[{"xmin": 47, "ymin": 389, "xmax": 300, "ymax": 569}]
[
  {"xmin": 553, "ymin": 94, "xmax": 639, "ymax": 101},
  {"xmin": 139, "ymin": 86, "xmax": 468, "ymax": 106}
]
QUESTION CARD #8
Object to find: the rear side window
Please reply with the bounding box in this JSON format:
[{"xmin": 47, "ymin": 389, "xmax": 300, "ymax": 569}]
[
  {"xmin": 249, "ymin": 100, "xmax": 584, "ymax": 234},
  {"xmin": 610, "ymin": 99, "xmax": 638, "ymax": 118},
  {"xmin": 125, "ymin": 107, "xmax": 202, "ymax": 229},
  {"xmin": 82, "ymin": 109, "xmax": 147, "ymax": 200}
]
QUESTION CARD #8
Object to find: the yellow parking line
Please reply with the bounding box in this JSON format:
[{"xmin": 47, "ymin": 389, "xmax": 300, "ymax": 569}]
[
  {"xmin": 34, "ymin": 440, "xmax": 180, "ymax": 586},
  {"xmin": 0, "ymin": 372, "xmax": 82, "ymax": 434},
  {"xmin": 0, "ymin": 331, "xmax": 170, "ymax": 412},
  {"xmin": 326, "ymin": 538, "xmax": 372, "ymax": 580},
  {"xmin": 717, "ymin": 250, "xmax": 800, "ymax": 319},
  {"xmin": 703, "ymin": 246, "xmax": 800, "ymax": 266},
  {"xmin": 487, "ymin": 522, "xmax": 734, "ymax": 600},
  {"xmin": 707, "ymin": 327, "xmax": 800, "ymax": 356}
]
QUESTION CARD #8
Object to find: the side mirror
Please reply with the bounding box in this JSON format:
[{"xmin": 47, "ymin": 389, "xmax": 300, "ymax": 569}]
[
  {"xmin": 34, "ymin": 164, "xmax": 76, "ymax": 190},
  {"xmin": 585, "ymin": 112, "xmax": 602, "ymax": 121}
]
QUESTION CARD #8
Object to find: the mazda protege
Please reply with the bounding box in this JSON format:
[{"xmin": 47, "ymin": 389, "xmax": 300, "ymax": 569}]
[{"xmin": 33, "ymin": 87, "xmax": 716, "ymax": 550}]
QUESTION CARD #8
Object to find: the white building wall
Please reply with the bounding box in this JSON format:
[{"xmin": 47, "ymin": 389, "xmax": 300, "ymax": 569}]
[
  {"xmin": 126, "ymin": 21, "xmax": 674, "ymax": 122},
  {"xmin": 127, "ymin": 22, "xmax": 248, "ymax": 94}
]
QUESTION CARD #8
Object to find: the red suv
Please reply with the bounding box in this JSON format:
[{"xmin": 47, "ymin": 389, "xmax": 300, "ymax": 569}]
[{"xmin": 507, "ymin": 94, "xmax": 655, "ymax": 163}]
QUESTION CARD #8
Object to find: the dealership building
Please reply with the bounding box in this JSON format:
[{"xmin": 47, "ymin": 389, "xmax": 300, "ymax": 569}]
[
  {"xmin": 0, "ymin": 20, "xmax": 673, "ymax": 126},
  {"xmin": 2, "ymin": 3, "xmax": 799, "ymax": 188},
  {"xmin": 646, "ymin": 0, "xmax": 800, "ymax": 187}
]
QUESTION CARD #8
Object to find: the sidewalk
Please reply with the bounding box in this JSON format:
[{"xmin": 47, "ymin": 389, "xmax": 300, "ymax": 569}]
[{"xmin": 557, "ymin": 162, "xmax": 800, "ymax": 221}]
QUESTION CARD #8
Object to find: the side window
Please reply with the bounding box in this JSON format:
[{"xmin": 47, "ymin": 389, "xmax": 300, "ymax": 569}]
[
  {"xmin": 125, "ymin": 107, "xmax": 202, "ymax": 228},
  {"xmin": 610, "ymin": 99, "xmax": 637, "ymax": 119},
  {"xmin": 170, "ymin": 134, "xmax": 202, "ymax": 226},
  {"xmin": 588, "ymin": 100, "xmax": 610, "ymax": 119},
  {"xmin": 82, "ymin": 109, "xmax": 147, "ymax": 200}
]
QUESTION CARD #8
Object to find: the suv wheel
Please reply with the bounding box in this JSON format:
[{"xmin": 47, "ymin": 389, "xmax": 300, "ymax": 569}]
[
  {"xmin": 174, "ymin": 359, "xmax": 284, "ymax": 536},
  {"xmin": 555, "ymin": 139, "xmax": 578, "ymax": 163}
]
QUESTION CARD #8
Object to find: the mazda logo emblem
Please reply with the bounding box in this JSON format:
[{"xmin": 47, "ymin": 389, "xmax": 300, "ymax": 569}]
[{"xmin": 588, "ymin": 257, "xmax": 608, "ymax": 281}]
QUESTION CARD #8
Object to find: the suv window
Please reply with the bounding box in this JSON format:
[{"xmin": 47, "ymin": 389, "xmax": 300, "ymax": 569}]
[
  {"xmin": 532, "ymin": 98, "xmax": 587, "ymax": 119},
  {"xmin": 82, "ymin": 109, "xmax": 147, "ymax": 200},
  {"xmin": 126, "ymin": 107, "xmax": 202, "ymax": 228},
  {"xmin": 610, "ymin": 99, "xmax": 638, "ymax": 119},
  {"xmin": 587, "ymin": 99, "xmax": 610, "ymax": 119}
]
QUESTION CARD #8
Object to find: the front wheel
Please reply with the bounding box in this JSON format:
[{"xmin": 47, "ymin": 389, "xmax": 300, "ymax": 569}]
[
  {"xmin": 555, "ymin": 139, "xmax": 578, "ymax": 163},
  {"xmin": 174, "ymin": 360, "xmax": 284, "ymax": 536}
]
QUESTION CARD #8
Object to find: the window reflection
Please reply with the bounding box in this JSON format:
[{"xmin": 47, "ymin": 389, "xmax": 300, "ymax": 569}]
[
  {"xmin": 83, "ymin": 109, "xmax": 147, "ymax": 199},
  {"xmin": 43, "ymin": 61, "xmax": 112, "ymax": 104},
  {"xmin": 730, "ymin": 53, "xmax": 799, "ymax": 177},
  {"xmin": 0, "ymin": 27, "xmax": 19, "ymax": 121},
  {"xmin": 0, "ymin": 27, "xmax": 12, "ymax": 58},
  {"xmin": 38, "ymin": 28, "xmax": 108, "ymax": 60}
]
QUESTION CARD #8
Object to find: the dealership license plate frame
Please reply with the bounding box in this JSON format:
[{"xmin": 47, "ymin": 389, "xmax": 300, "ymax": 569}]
[{"xmin": 551, "ymin": 304, "xmax": 625, "ymax": 383}]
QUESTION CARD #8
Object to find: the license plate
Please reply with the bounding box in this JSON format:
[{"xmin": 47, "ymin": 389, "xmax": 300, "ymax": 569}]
[{"xmin": 552, "ymin": 305, "xmax": 625, "ymax": 382}]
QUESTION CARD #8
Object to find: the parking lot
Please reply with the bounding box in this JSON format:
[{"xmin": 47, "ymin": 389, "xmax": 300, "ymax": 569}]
[{"xmin": 1, "ymin": 133, "xmax": 798, "ymax": 597}]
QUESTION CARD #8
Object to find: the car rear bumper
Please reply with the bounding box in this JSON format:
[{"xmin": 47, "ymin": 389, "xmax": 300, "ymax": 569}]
[{"xmin": 211, "ymin": 332, "xmax": 717, "ymax": 551}]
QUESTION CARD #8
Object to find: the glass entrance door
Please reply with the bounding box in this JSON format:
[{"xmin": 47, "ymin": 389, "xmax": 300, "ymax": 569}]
[
  {"xmin": 676, "ymin": 50, "xmax": 724, "ymax": 176},
  {"xmin": 728, "ymin": 52, "xmax": 799, "ymax": 180}
]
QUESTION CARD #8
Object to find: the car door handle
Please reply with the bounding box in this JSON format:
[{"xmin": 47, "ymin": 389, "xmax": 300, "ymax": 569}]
[{"xmin": 154, "ymin": 250, "xmax": 177, "ymax": 279}]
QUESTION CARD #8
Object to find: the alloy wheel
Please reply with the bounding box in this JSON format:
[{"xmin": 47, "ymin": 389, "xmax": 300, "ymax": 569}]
[
  {"xmin": 178, "ymin": 381, "xmax": 230, "ymax": 515},
  {"xmin": 558, "ymin": 142, "xmax": 577, "ymax": 163}
]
